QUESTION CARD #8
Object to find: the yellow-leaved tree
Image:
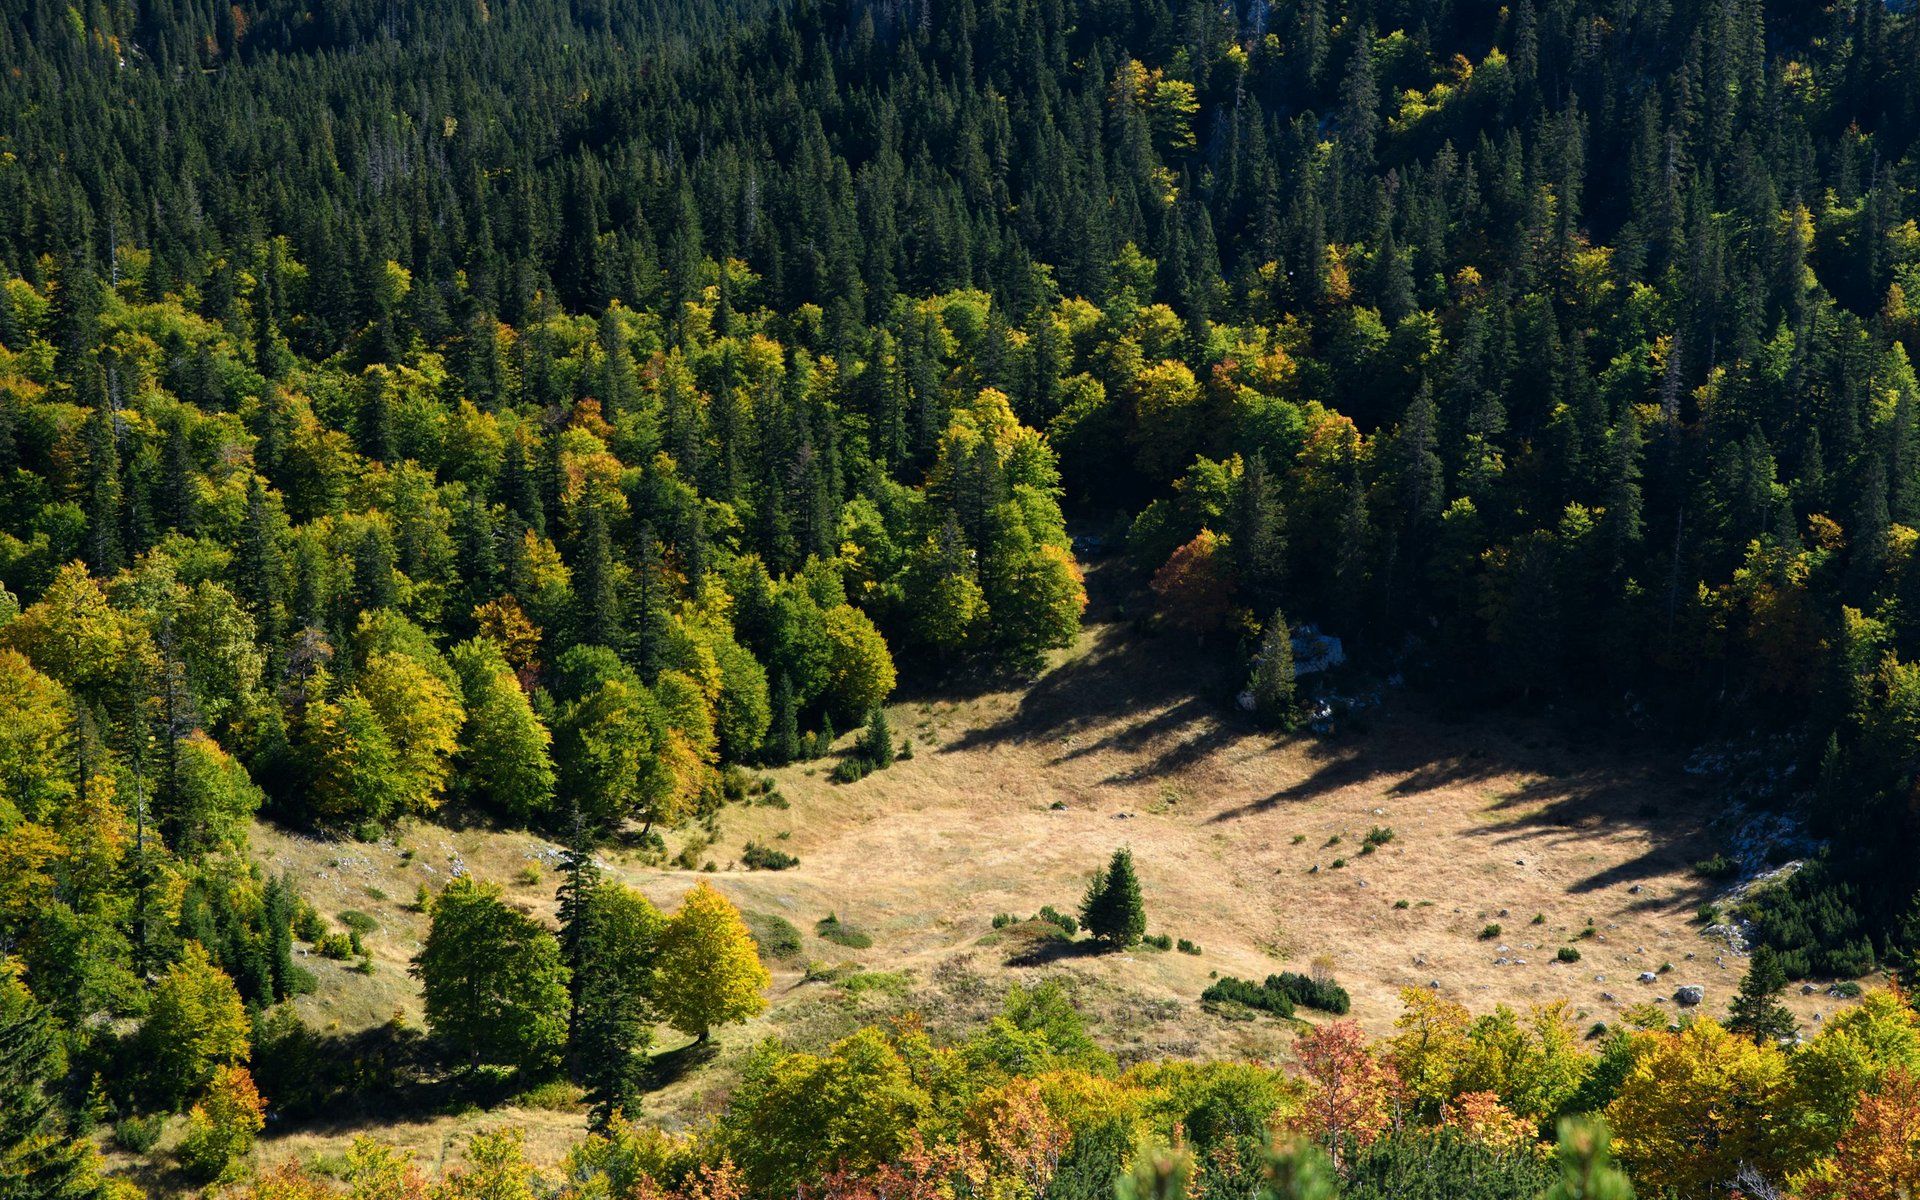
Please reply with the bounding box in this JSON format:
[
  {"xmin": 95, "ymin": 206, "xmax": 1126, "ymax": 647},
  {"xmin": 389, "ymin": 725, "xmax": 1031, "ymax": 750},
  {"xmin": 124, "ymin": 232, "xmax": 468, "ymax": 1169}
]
[
  {"xmin": 650, "ymin": 882, "xmax": 769, "ymax": 1044},
  {"xmin": 1606, "ymin": 1016, "xmax": 1789, "ymax": 1195}
]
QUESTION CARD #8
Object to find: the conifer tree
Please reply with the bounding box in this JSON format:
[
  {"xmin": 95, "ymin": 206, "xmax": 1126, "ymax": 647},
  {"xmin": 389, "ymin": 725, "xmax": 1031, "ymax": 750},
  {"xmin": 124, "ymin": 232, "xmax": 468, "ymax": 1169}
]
[
  {"xmin": 1080, "ymin": 847, "xmax": 1147, "ymax": 949},
  {"xmin": 1248, "ymin": 610, "xmax": 1298, "ymax": 727},
  {"xmin": 1726, "ymin": 946, "xmax": 1797, "ymax": 1046},
  {"xmin": 860, "ymin": 706, "xmax": 894, "ymax": 769},
  {"xmin": 765, "ymin": 674, "xmax": 799, "ymax": 767}
]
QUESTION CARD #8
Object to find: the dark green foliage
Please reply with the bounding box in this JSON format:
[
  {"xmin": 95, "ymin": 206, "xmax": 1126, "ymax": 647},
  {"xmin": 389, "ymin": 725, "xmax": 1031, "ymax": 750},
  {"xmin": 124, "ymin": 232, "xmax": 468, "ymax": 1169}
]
[
  {"xmin": 1200, "ymin": 976, "xmax": 1294, "ymax": 1018},
  {"xmin": 859, "ymin": 707, "xmax": 895, "ymax": 770},
  {"xmin": 741, "ymin": 841, "xmax": 800, "ymax": 870},
  {"xmin": 1341, "ymin": 1129, "xmax": 1557, "ymax": 1200},
  {"xmin": 1691, "ymin": 854, "xmax": 1740, "ymax": 881},
  {"xmin": 1726, "ymin": 946, "xmax": 1798, "ymax": 1045},
  {"xmin": 1200, "ymin": 971, "xmax": 1349, "ymax": 1017},
  {"xmin": 1080, "ymin": 848, "xmax": 1147, "ymax": 949},
  {"xmin": 814, "ymin": 913, "xmax": 872, "ymax": 949},
  {"xmin": 1267, "ymin": 971, "xmax": 1351, "ymax": 1015},
  {"xmin": 0, "ymin": 970, "xmax": 112, "ymax": 1199}
]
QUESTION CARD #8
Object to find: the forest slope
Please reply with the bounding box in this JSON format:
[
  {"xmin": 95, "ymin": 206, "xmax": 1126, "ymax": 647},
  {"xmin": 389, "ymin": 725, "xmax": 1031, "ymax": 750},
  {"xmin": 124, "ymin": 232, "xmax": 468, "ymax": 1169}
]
[{"xmin": 243, "ymin": 555, "xmax": 1854, "ymax": 1173}]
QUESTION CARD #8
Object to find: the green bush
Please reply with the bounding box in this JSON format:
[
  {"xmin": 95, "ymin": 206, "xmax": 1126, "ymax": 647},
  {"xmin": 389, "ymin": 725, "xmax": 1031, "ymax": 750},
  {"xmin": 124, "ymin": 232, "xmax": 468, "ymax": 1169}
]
[
  {"xmin": 1142, "ymin": 933, "xmax": 1172, "ymax": 950},
  {"xmin": 1364, "ymin": 825, "xmax": 1395, "ymax": 847},
  {"xmin": 742, "ymin": 841, "xmax": 800, "ymax": 870},
  {"xmin": 991, "ymin": 912, "xmax": 1015, "ymax": 929},
  {"xmin": 1036, "ymin": 905, "xmax": 1078, "ymax": 936},
  {"xmin": 337, "ymin": 910, "xmax": 378, "ymax": 935},
  {"xmin": 829, "ymin": 756, "xmax": 870, "ymax": 783},
  {"xmin": 114, "ymin": 1114, "xmax": 166, "ymax": 1153},
  {"xmin": 1201, "ymin": 976, "xmax": 1294, "ymax": 1017},
  {"xmin": 316, "ymin": 931, "xmax": 354, "ymax": 959},
  {"xmin": 1176, "ymin": 938, "xmax": 1201, "ymax": 955},
  {"xmin": 1557, "ymin": 946, "xmax": 1581, "ymax": 963},
  {"xmin": 1479, "ymin": 923, "xmax": 1502, "ymax": 940},
  {"xmin": 744, "ymin": 911, "xmax": 804, "ymax": 962},
  {"xmin": 816, "ymin": 913, "xmax": 873, "ymax": 949},
  {"xmin": 1268, "ymin": 971, "xmax": 1351, "ymax": 1014},
  {"xmin": 1692, "ymin": 853, "xmax": 1741, "ymax": 880}
]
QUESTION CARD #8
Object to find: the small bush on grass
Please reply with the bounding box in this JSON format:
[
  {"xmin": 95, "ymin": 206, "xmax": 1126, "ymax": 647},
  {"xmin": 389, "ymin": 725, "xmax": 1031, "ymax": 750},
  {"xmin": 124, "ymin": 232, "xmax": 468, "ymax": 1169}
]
[
  {"xmin": 115, "ymin": 1114, "xmax": 165, "ymax": 1153},
  {"xmin": 1557, "ymin": 946, "xmax": 1582, "ymax": 963},
  {"xmin": 744, "ymin": 911, "xmax": 804, "ymax": 962},
  {"xmin": 1036, "ymin": 905, "xmax": 1078, "ymax": 935},
  {"xmin": 742, "ymin": 841, "xmax": 800, "ymax": 870},
  {"xmin": 1480, "ymin": 923, "xmax": 1503, "ymax": 940},
  {"xmin": 1142, "ymin": 933, "xmax": 1172, "ymax": 950},
  {"xmin": 817, "ymin": 913, "xmax": 874, "ymax": 949},
  {"xmin": 1176, "ymin": 939, "xmax": 1202, "ymax": 955},
  {"xmin": 1201, "ymin": 976, "xmax": 1294, "ymax": 1018}
]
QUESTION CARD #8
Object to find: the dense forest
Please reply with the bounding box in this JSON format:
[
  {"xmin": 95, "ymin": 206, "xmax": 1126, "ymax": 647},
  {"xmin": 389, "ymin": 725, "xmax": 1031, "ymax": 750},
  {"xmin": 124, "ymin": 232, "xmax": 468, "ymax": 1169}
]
[{"xmin": 6, "ymin": 0, "xmax": 1920, "ymax": 1193}]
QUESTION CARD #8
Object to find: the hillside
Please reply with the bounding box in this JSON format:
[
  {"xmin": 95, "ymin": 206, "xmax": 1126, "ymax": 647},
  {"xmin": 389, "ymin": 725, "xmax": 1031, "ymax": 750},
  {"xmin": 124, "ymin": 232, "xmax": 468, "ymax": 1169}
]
[{"xmin": 239, "ymin": 555, "xmax": 1855, "ymax": 1176}]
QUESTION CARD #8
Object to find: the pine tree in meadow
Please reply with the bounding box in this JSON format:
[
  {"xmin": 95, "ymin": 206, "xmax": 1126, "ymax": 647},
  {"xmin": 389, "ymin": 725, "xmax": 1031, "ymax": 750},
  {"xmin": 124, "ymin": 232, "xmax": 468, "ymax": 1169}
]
[
  {"xmin": 1080, "ymin": 847, "xmax": 1147, "ymax": 949},
  {"xmin": 861, "ymin": 706, "xmax": 894, "ymax": 770}
]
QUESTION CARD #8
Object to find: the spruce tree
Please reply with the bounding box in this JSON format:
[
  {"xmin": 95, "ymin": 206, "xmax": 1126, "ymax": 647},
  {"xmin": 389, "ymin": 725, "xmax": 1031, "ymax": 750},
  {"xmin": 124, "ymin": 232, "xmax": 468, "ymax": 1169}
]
[
  {"xmin": 1080, "ymin": 847, "xmax": 1147, "ymax": 949},
  {"xmin": 765, "ymin": 674, "xmax": 800, "ymax": 766},
  {"xmin": 861, "ymin": 706, "xmax": 894, "ymax": 770},
  {"xmin": 1726, "ymin": 946, "xmax": 1797, "ymax": 1045},
  {"xmin": 0, "ymin": 968, "xmax": 110, "ymax": 1200},
  {"xmin": 1248, "ymin": 609, "xmax": 1298, "ymax": 727}
]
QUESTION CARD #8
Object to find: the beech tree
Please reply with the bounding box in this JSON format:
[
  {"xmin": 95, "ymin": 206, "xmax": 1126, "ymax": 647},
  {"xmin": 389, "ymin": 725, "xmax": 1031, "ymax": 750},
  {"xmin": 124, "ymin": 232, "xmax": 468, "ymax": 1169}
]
[
  {"xmin": 414, "ymin": 878, "xmax": 570, "ymax": 1072},
  {"xmin": 650, "ymin": 883, "xmax": 769, "ymax": 1043}
]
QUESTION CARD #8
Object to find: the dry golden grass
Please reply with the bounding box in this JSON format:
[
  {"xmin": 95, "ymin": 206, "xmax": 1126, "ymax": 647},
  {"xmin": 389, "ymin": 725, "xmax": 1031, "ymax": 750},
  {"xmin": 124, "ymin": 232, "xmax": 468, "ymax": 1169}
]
[{"xmin": 234, "ymin": 561, "xmax": 1857, "ymax": 1181}]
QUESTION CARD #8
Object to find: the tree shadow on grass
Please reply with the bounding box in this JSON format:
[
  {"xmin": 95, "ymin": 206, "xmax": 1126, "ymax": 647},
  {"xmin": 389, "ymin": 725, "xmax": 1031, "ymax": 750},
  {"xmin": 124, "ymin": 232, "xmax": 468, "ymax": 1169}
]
[
  {"xmin": 253, "ymin": 1020, "xmax": 555, "ymax": 1143},
  {"xmin": 1004, "ymin": 936, "xmax": 1120, "ymax": 968},
  {"xmin": 1204, "ymin": 700, "xmax": 1728, "ymax": 911},
  {"xmin": 640, "ymin": 1037, "xmax": 721, "ymax": 1090}
]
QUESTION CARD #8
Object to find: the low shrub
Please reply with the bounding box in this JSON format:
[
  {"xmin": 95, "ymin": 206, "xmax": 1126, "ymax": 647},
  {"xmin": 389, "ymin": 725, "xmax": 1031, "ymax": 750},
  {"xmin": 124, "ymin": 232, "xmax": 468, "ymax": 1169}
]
[
  {"xmin": 742, "ymin": 841, "xmax": 800, "ymax": 870},
  {"xmin": 115, "ymin": 1114, "xmax": 166, "ymax": 1153},
  {"xmin": 1268, "ymin": 971, "xmax": 1351, "ymax": 1014},
  {"xmin": 1036, "ymin": 905, "xmax": 1078, "ymax": 936},
  {"xmin": 817, "ymin": 913, "xmax": 874, "ymax": 949},
  {"xmin": 1692, "ymin": 853, "xmax": 1741, "ymax": 881},
  {"xmin": 744, "ymin": 911, "xmax": 804, "ymax": 962},
  {"xmin": 1176, "ymin": 939, "xmax": 1202, "ymax": 955},
  {"xmin": 1364, "ymin": 825, "xmax": 1395, "ymax": 847},
  {"xmin": 1201, "ymin": 976, "xmax": 1294, "ymax": 1018},
  {"xmin": 1142, "ymin": 933, "xmax": 1172, "ymax": 950},
  {"xmin": 1480, "ymin": 923, "xmax": 1502, "ymax": 940},
  {"xmin": 336, "ymin": 910, "xmax": 378, "ymax": 935},
  {"xmin": 830, "ymin": 757, "xmax": 870, "ymax": 784},
  {"xmin": 1557, "ymin": 946, "xmax": 1581, "ymax": 963}
]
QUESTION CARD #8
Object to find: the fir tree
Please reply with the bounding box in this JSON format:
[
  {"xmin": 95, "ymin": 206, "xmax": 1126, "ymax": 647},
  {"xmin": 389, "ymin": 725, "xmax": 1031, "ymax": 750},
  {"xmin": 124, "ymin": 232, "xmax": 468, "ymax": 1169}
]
[
  {"xmin": 765, "ymin": 674, "xmax": 800, "ymax": 766},
  {"xmin": 860, "ymin": 706, "xmax": 894, "ymax": 770},
  {"xmin": 1726, "ymin": 945, "xmax": 1797, "ymax": 1045},
  {"xmin": 1080, "ymin": 847, "xmax": 1147, "ymax": 949}
]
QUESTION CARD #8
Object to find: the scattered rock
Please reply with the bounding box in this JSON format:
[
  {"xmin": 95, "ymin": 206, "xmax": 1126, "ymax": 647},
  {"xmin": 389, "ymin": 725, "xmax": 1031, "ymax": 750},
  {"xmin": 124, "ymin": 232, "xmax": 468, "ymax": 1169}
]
[
  {"xmin": 1674, "ymin": 986, "xmax": 1705, "ymax": 1007},
  {"xmin": 1602, "ymin": 992, "xmax": 1617, "ymax": 1002},
  {"xmin": 1428, "ymin": 979, "xmax": 1442, "ymax": 989},
  {"xmin": 1515, "ymin": 859, "xmax": 1526, "ymax": 866},
  {"xmin": 1802, "ymin": 984, "xmax": 1817, "ymax": 995},
  {"xmin": 1638, "ymin": 972, "xmax": 1659, "ymax": 984},
  {"xmin": 1629, "ymin": 884, "xmax": 1643, "ymax": 894},
  {"xmin": 1494, "ymin": 957, "xmax": 1512, "ymax": 966}
]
